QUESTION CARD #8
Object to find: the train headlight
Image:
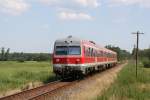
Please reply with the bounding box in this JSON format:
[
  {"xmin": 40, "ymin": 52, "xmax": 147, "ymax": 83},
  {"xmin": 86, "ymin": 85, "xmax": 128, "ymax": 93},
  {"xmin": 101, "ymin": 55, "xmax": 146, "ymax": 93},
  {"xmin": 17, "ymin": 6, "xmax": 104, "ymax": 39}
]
[
  {"xmin": 76, "ymin": 59, "xmax": 80, "ymax": 62},
  {"xmin": 56, "ymin": 59, "xmax": 60, "ymax": 62},
  {"xmin": 67, "ymin": 59, "xmax": 69, "ymax": 62}
]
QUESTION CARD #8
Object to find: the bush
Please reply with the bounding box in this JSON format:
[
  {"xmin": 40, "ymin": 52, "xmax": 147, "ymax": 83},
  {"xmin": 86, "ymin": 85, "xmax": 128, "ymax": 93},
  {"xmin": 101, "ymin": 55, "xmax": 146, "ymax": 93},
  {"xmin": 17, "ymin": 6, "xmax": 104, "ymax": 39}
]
[
  {"xmin": 142, "ymin": 58, "xmax": 150, "ymax": 68},
  {"xmin": 17, "ymin": 57, "xmax": 25, "ymax": 62}
]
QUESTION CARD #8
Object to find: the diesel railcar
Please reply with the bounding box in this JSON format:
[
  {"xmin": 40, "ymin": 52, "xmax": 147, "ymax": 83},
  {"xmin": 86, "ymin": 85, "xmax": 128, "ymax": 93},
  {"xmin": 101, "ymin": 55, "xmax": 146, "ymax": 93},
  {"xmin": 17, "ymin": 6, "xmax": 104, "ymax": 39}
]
[{"xmin": 53, "ymin": 36, "xmax": 117, "ymax": 78}]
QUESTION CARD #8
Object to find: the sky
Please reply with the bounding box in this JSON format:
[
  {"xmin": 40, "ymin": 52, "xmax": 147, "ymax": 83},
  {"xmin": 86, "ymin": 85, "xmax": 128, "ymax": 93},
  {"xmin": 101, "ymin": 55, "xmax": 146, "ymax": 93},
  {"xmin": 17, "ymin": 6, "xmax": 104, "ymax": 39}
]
[{"xmin": 0, "ymin": 0, "xmax": 150, "ymax": 53}]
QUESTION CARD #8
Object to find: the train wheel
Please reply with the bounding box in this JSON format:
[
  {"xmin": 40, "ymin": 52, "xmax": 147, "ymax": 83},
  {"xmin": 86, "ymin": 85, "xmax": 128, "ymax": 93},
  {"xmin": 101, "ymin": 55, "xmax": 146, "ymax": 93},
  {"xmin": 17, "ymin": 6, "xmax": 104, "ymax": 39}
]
[
  {"xmin": 55, "ymin": 74, "xmax": 59, "ymax": 80},
  {"xmin": 79, "ymin": 72, "xmax": 84, "ymax": 80}
]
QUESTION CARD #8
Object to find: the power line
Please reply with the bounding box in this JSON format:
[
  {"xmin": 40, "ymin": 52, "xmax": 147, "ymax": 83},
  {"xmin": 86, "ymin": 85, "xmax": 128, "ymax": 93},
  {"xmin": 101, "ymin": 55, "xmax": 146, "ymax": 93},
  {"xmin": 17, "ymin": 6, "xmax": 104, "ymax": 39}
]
[{"xmin": 132, "ymin": 31, "xmax": 144, "ymax": 78}]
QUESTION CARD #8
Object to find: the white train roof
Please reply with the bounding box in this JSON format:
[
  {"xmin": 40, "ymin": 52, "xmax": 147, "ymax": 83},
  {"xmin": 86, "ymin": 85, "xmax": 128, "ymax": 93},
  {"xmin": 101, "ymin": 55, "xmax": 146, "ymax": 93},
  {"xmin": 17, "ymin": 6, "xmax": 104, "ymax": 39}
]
[
  {"xmin": 55, "ymin": 36, "xmax": 81, "ymax": 46},
  {"xmin": 55, "ymin": 36, "xmax": 117, "ymax": 54},
  {"xmin": 55, "ymin": 35, "xmax": 81, "ymax": 42}
]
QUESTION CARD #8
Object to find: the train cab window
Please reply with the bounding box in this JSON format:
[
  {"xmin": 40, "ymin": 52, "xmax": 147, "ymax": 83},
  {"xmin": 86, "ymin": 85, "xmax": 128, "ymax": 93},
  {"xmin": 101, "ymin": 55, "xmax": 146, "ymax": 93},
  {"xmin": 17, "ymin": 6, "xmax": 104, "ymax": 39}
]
[
  {"xmin": 68, "ymin": 46, "xmax": 81, "ymax": 55},
  {"xmin": 55, "ymin": 46, "xmax": 67, "ymax": 55},
  {"xmin": 55, "ymin": 46, "xmax": 81, "ymax": 55}
]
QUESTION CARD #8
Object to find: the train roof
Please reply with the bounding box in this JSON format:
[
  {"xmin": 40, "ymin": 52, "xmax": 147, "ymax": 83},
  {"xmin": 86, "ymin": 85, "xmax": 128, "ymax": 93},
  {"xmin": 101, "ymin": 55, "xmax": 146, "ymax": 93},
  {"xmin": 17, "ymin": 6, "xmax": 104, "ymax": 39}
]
[
  {"xmin": 55, "ymin": 36, "xmax": 117, "ymax": 54},
  {"xmin": 55, "ymin": 35, "xmax": 81, "ymax": 42},
  {"xmin": 82, "ymin": 40, "xmax": 116, "ymax": 54},
  {"xmin": 55, "ymin": 36, "xmax": 81, "ymax": 46}
]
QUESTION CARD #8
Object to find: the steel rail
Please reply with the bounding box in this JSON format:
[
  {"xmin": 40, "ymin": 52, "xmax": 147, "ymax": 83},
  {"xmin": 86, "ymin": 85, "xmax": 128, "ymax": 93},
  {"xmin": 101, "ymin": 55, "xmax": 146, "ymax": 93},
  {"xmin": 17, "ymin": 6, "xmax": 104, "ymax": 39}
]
[{"xmin": 0, "ymin": 79, "xmax": 71, "ymax": 100}]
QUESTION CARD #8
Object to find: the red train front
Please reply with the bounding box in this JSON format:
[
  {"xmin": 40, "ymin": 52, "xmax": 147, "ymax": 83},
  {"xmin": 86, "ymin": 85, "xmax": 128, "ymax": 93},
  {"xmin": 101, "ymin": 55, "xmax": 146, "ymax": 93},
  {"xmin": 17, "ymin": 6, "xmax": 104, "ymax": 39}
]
[{"xmin": 53, "ymin": 36, "xmax": 117, "ymax": 78}]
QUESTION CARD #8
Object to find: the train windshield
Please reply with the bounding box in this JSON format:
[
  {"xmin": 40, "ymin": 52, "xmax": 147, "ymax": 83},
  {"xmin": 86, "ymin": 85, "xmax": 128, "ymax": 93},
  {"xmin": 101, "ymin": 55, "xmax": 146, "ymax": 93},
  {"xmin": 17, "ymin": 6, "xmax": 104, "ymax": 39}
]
[{"xmin": 55, "ymin": 46, "xmax": 81, "ymax": 55}]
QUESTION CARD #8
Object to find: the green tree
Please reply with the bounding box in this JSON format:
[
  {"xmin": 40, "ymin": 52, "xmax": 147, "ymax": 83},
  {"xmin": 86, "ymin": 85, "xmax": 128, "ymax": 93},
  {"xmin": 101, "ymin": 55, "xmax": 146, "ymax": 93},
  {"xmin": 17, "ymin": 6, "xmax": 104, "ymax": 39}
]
[
  {"xmin": 105, "ymin": 45, "xmax": 131, "ymax": 61},
  {"xmin": 0, "ymin": 47, "xmax": 10, "ymax": 61},
  {"xmin": 0, "ymin": 47, "xmax": 5, "ymax": 61},
  {"xmin": 4, "ymin": 48, "xmax": 10, "ymax": 61}
]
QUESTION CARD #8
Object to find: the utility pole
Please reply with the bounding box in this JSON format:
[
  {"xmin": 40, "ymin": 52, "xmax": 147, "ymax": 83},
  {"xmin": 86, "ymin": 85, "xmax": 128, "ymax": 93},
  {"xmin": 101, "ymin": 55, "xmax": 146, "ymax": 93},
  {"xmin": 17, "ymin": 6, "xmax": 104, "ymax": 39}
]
[{"xmin": 132, "ymin": 31, "xmax": 144, "ymax": 78}]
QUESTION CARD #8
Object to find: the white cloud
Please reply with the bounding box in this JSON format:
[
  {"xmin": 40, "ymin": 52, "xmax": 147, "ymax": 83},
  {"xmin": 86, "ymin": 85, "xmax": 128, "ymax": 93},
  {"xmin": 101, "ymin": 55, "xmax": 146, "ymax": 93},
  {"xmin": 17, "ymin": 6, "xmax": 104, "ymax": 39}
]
[
  {"xmin": 58, "ymin": 11, "xmax": 93, "ymax": 20},
  {"xmin": 40, "ymin": 0, "xmax": 100, "ymax": 8},
  {"xmin": 110, "ymin": 0, "xmax": 150, "ymax": 8},
  {"xmin": 40, "ymin": 0, "xmax": 60, "ymax": 6},
  {"xmin": 75, "ymin": 0, "xmax": 99, "ymax": 8},
  {"xmin": 0, "ymin": 0, "xmax": 30, "ymax": 15},
  {"xmin": 40, "ymin": 0, "xmax": 97, "ymax": 21}
]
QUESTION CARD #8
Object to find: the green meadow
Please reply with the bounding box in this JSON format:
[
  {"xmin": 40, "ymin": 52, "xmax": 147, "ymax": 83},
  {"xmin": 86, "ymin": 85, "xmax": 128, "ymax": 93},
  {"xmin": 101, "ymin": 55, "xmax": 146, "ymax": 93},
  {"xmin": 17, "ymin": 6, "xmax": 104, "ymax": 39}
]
[
  {"xmin": 97, "ymin": 61, "xmax": 150, "ymax": 100},
  {"xmin": 0, "ymin": 61, "xmax": 55, "ymax": 93}
]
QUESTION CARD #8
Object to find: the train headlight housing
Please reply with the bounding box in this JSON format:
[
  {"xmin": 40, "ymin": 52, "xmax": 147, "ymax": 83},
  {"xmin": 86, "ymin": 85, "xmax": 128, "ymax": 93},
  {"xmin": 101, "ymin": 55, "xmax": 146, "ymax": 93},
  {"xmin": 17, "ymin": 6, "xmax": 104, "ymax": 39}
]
[
  {"xmin": 56, "ymin": 59, "xmax": 60, "ymax": 62},
  {"xmin": 76, "ymin": 59, "xmax": 80, "ymax": 62}
]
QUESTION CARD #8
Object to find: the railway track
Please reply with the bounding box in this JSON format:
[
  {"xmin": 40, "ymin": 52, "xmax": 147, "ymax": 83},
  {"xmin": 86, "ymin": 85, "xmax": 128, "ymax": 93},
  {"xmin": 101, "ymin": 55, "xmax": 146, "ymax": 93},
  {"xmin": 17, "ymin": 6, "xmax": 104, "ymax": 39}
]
[
  {"xmin": 28, "ymin": 64, "xmax": 123, "ymax": 100},
  {"xmin": 0, "ymin": 79, "xmax": 75, "ymax": 100}
]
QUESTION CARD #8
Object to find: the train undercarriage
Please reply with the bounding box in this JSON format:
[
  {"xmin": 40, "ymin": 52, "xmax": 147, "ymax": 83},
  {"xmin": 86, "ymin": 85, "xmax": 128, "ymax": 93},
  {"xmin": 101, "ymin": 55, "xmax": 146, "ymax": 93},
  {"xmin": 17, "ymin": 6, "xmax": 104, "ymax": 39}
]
[{"xmin": 53, "ymin": 63, "xmax": 117, "ymax": 79}]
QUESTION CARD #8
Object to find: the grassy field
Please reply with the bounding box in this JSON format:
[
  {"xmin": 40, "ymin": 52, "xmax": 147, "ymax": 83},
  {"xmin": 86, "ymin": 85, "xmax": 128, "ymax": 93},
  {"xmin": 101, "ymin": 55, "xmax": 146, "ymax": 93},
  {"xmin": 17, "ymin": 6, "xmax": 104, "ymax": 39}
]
[
  {"xmin": 0, "ymin": 61, "xmax": 55, "ymax": 93},
  {"xmin": 97, "ymin": 61, "xmax": 150, "ymax": 100}
]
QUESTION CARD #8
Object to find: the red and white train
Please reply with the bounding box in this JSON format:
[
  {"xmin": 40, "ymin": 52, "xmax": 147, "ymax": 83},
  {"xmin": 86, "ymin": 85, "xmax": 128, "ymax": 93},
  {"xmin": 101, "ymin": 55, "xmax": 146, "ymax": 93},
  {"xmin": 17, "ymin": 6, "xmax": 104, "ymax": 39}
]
[{"xmin": 53, "ymin": 36, "xmax": 117, "ymax": 78}]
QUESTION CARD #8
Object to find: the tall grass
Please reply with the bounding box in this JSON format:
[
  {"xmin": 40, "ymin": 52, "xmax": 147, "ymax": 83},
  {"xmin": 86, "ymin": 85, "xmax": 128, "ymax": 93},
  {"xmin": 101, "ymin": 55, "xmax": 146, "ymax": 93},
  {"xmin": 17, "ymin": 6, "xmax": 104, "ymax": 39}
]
[
  {"xmin": 0, "ymin": 61, "xmax": 55, "ymax": 93},
  {"xmin": 97, "ymin": 61, "xmax": 150, "ymax": 100}
]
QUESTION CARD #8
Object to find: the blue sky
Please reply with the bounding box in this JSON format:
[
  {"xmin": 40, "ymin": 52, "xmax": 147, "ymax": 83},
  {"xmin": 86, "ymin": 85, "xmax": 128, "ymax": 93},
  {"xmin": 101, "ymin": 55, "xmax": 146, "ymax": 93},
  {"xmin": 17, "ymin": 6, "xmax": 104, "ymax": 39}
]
[{"xmin": 0, "ymin": 0, "xmax": 149, "ymax": 53}]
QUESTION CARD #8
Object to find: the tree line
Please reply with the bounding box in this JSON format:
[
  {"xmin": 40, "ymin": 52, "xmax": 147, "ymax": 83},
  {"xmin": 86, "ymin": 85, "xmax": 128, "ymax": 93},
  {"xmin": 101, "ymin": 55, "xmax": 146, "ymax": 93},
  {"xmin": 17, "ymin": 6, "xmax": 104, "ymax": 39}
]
[
  {"xmin": 0, "ymin": 47, "xmax": 51, "ymax": 62},
  {"xmin": 132, "ymin": 48, "xmax": 150, "ymax": 67},
  {"xmin": 139, "ymin": 49, "xmax": 150, "ymax": 60},
  {"xmin": 105, "ymin": 45, "xmax": 131, "ymax": 61},
  {"xmin": 1, "ymin": 46, "xmax": 148, "ymax": 67},
  {"xmin": 0, "ymin": 46, "xmax": 132, "ymax": 62}
]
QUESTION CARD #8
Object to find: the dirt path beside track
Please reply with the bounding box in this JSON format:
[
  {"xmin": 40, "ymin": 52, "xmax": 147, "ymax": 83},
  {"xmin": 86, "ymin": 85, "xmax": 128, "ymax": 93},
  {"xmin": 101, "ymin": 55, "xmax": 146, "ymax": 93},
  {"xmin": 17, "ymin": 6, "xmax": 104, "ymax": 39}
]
[{"xmin": 49, "ymin": 63, "xmax": 127, "ymax": 100}]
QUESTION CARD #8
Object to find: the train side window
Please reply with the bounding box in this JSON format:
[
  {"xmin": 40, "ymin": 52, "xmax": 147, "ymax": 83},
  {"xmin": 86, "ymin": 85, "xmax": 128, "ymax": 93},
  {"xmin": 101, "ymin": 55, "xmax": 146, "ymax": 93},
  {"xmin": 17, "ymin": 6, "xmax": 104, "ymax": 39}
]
[
  {"xmin": 91, "ymin": 48, "xmax": 93, "ymax": 57},
  {"xmin": 93, "ymin": 49, "xmax": 95, "ymax": 57},
  {"xmin": 94, "ymin": 49, "xmax": 96, "ymax": 57},
  {"xmin": 100, "ymin": 51, "xmax": 102, "ymax": 57},
  {"xmin": 89, "ymin": 48, "xmax": 91, "ymax": 57},
  {"xmin": 85, "ymin": 47, "xmax": 86, "ymax": 56},
  {"xmin": 84, "ymin": 46, "xmax": 85, "ymax": 54},
  {"xmin": 97, "ymin": 51, "xmax": 99, "ymax": 57},
  {"xmin": 89, "ymin": 48, "xmax": 90, "ymax": 57},
  {"xmin": 86, "ymin": 47, "xmax": 89, "ymax": 57},
  {"xmin": 99, "ymin": 51, "xmax": 102, "ymax": 57},
  {"xmin": 99, "ymin": 51, "xmax": 100, "ymax": 57},
  {"xmin": 103, "ymin": 52, "xmax": 104, "ymax": 57},
  {"xmin": 96, "ymin": 50, "xmax": 98, "ymax": 57},
  {"xmin": 85, "ymin": 47, "xmax": 87, "ymax": 57},
  {"xmin": 95, "ymin": 50, "xmax": 97, "ymax": 57},
  {"xmin": 85, "ymin": 46, "xmax": 89, "ymax": 57},
  {"xmin": 101, "ymin": 51, "xmax": 104, "ymax": 57},
  {"xmin": 92, "ymin": 48, "xmax": 94, "ymax": 57}
]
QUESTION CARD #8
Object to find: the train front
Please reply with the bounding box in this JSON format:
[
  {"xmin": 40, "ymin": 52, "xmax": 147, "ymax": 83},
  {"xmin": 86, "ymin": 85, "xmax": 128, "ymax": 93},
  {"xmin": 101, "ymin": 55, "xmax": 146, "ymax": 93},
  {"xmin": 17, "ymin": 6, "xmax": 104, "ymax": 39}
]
[{"xmin": 52, "ymin": 36, "xmax": 84, "ymax": 78}]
